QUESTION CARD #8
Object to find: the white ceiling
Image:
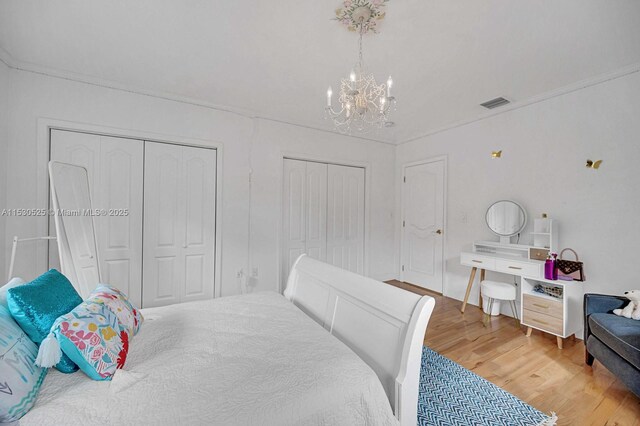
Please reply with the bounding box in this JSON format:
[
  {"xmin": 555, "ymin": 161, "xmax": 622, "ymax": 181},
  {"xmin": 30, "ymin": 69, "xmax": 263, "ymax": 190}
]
[{"xmin": 1, "ymin": 1, "xmax": 639, "ymax": 144}]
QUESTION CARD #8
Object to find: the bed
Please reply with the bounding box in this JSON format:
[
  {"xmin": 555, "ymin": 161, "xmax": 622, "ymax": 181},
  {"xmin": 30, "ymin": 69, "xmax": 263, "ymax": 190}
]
[
  {"xmin": 23, "ymin": 163, "xmax": 437, "ymax": 424},
  {"xmin": 19, "ymin": 255, "xmax": 435, "ymax": 425}
]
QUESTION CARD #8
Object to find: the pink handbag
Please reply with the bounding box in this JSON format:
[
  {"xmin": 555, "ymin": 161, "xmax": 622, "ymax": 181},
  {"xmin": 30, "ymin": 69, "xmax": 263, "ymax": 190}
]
[{"xmin": 556, "ymin": 248, "xmax": 585, "ymax": 281}]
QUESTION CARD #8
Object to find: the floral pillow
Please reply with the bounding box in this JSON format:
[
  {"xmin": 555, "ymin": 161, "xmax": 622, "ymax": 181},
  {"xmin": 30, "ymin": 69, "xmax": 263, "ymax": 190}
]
[
  {"xmin": 90, "ymin": 285, "xmax": 143, "ymax": 337},
  {"xmin": 54, "ymin": 301, "xmax": 128, "ymax": 380},
  {"xmin": 36, "ymin": 285, "xmax": 143, "ymax": 381}
]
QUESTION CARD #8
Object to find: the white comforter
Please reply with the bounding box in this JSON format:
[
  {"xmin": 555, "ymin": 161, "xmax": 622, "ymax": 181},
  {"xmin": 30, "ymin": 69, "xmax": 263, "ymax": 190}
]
[{"xmin": 22, "ymin": 292, "xmax": 398, "ymax": 426}]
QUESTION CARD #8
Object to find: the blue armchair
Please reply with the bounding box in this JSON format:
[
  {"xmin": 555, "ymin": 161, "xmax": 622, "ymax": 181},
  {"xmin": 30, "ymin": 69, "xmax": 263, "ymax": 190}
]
[{"xmin": 584, "ymin": 294, "xmax": 640, "ymax": 397}]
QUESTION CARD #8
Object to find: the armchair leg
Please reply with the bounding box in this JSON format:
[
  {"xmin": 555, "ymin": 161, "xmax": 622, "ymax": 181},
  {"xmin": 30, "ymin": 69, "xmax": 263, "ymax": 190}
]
[{"xmin": 585, "ymin": 350, "xmax": 594, "ymax": 366}]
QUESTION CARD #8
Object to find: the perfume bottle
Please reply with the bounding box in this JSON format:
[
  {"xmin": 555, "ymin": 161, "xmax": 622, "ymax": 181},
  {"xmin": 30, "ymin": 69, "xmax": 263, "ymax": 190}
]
[
  {"xmin": 552, "ymin": 253, "xmax": 558, "ymax": 280},
  {"xmin": 544, "ymin": 255, "xmax": 555, "ymax": 280},
  {"xmin": 544, "ymin": 254, "xmax": 555, "ymax": 280}
]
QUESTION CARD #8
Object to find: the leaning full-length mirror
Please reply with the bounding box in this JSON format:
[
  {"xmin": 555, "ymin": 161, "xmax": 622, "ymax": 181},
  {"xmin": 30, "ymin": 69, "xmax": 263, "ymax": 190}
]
[{"xmin": 49, "ymin": 161, "xmax": 101, "ymax": 298}]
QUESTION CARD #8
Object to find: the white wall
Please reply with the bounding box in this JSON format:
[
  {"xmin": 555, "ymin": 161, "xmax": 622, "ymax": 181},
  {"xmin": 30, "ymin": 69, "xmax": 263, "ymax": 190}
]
[
  {"xmin": 0, "ymin": 61, "xmax": 9, "ymax": 282},
  {"xmin": 396, "ymin": 70, "xmax": 640, "ymax": 307},
  {"xmin": 2, "ymin": 68, "xmax": 397, "ymax": 296}
]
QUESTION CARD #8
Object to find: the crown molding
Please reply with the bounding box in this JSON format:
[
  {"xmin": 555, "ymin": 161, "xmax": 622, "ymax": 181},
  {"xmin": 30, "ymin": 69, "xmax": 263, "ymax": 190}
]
[
  {"xmin": 400, "ymin": 61, "xmax": 640, "ymax": 145},
  {"xmin": 0, "ymin": 44, "xmax": 395, "ymax": 145},
  {"xmin": 6, "ymin": 41, "xmax": 633, "ymax": 147}
]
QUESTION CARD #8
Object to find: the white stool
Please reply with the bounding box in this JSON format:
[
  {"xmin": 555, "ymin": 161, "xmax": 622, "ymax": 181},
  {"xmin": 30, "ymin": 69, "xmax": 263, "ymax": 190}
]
[{"xmin": 480, "ymin": 280, "xmax": 519, "ymax": 327}]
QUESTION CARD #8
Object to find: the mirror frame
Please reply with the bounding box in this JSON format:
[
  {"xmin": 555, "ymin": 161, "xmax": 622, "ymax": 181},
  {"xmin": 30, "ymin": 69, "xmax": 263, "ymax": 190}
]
[{"xmin": 485, "ymin": 200, "xmax": 527, "ymax": 237}]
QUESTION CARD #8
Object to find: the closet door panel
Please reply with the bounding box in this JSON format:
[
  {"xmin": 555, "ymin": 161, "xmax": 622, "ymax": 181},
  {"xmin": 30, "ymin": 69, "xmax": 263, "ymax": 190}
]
[
  {"xmin": 143, "ymin": 142, "xmax": 184, "ymax": 308},
  {"xmin": 50, "ymin": 131, "xmax": 144, "ymax": 307},
  {"xmin": 305, "ymin": 162, "xmax": 327, "ymax": 262},
  {"xmin": 181, "ymin": 146, "xmax": 216, "ymax": 302},
  {"xmin": 282, "ymin": 159, "xmax": 307, "ymax": 286},
  {"xmin": 327, "ymin": 165, "xmax": 365, "ymax": 274},
  {"xmin": 98, "ymin": 136, "xmax": 143, "ymax": 307}
]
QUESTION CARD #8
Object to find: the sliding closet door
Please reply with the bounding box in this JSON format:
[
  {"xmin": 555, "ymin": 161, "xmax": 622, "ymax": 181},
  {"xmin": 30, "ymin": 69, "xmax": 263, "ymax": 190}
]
[
  {"xmin": 326, "ymin": 164, "xmax": 365, "ymax": 274},
  {"xmin": 143, "ymin": 142, "xmax": 216, "ymax": 308},
  {"xmin": 50, "ymin": 130, "xmax": 144, "ymax": 306}
]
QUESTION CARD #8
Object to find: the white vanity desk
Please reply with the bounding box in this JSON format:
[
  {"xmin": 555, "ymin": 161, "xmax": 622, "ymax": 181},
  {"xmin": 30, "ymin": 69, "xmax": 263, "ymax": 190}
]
[
  {"xmin": 460, "ymin": 240, "xmax": 584, "ymax": 349},
  {"xmin": 460, "ymin": 240, "xmax": 545, "ymax": 313}
]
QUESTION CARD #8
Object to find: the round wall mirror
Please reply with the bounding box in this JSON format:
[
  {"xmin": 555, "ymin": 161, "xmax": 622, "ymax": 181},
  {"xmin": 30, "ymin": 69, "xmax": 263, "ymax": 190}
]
[{"xmin": 485, "ymin": 200, "xmax": 527, "ymax": 237}]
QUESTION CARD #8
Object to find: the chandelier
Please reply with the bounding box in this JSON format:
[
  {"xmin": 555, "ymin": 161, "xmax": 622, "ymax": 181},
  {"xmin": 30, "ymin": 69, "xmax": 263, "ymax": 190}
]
[{"xmin": 325, "ymin": 1, "xmax": 396, "ymax": 134}]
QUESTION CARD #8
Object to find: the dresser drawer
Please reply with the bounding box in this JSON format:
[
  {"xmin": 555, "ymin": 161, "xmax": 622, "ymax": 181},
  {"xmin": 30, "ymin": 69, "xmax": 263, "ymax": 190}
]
[
  {"xmin": 495, "ymin": 259, "xmax": 540, "ymax": 277},
  {"xmin": 523, "ymin": 294, "xmax": 563, "ymax": 319},
  {"xmin": 522, "ymin": 309, "xmax": 563, "ymax": 336},
  {"xmin": 460, "ymin": 252, "xmax": 496, "ymax": 269}
]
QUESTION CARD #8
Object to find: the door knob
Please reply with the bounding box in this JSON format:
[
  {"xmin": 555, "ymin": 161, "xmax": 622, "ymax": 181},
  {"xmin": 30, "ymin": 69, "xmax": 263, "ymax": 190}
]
[{"xmin": 435, "ymin": 229, "xmax": 442, "ymax": 235}]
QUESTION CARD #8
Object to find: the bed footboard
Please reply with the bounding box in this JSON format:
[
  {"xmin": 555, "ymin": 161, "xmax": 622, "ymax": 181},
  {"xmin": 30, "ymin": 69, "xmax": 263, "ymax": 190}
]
[{"xmin": 284, "ymin": 255, "xmax": 436, "ymax": 426}]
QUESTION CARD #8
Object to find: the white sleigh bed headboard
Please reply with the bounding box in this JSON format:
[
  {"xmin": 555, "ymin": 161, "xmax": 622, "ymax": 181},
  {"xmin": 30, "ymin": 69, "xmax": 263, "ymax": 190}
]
[{"xmin": 284, "ymin": 255, "xmax": 436, "ymax": 426}]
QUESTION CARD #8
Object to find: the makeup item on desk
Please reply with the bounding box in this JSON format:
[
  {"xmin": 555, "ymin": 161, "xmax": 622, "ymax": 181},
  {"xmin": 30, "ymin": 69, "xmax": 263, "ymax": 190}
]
[
  {"xmin": 551, "ymin": 253, "xmax": 558, "ymax": 280},
  {"xmin": 544, "ymin": 254, "xmax": 555, "ymax": 280}
]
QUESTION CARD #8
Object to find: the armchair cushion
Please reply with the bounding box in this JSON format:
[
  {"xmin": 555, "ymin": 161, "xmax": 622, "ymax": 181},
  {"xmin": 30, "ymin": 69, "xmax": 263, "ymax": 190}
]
[{"xmin": 588, "ymin": 313, "xmax": 640, "ymax": 370}]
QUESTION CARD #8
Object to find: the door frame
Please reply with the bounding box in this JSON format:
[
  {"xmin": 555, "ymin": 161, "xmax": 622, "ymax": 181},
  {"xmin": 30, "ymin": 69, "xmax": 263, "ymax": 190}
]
[
  {"xmin": 399, "ymin": 155, "xmax": 448, "ymax": 294},
  {"xmin": 37, "ymin": 118, "xmax": 224, "ymax": 298},
  {"xmin": 278, "ymin": 152, "xmax": 371, "ymax": 292}
]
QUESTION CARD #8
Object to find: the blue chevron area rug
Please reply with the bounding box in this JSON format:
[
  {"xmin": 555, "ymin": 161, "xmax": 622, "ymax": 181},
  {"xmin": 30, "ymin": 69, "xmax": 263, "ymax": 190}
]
[{"xmin": 418, "ymin": 347, "xmax": 557, "ymax": 426}]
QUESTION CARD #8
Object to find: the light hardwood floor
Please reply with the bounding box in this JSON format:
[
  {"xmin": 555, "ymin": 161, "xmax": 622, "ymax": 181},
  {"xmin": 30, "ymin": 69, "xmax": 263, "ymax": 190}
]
[{"xmin": 387, "ymin": 280, "xmax": 640, "ymax": 426}]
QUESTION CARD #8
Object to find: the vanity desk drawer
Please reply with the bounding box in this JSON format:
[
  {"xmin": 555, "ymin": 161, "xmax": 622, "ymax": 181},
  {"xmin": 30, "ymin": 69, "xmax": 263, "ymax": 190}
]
[
  {"xmin": 460, "ymin": 252, "xmax": 495, "ymax": 269},
  {"xmin": 523, "ymin": 294, "xmax": 563, "ymax": 319},
  {"xmin": 494, "ymin": 259, "xmax": 540, "ymax": 278},
  {"xmin": 522, "ymin": 309, "xmax": 563, "ymax": 336}
]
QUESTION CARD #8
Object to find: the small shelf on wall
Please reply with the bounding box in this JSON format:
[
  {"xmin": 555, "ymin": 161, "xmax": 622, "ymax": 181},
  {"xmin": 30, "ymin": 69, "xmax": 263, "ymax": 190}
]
[{"xmin": 531, "ymin": 217, "xmax": 558, "ymax": 252}]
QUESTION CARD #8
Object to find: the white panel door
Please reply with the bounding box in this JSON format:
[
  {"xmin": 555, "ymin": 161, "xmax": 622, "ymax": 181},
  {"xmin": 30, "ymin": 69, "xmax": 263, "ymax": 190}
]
[
  {"xmin": 282, "ymin": 159, "xmax": 308, "ymax": 286},
  {"xmin": 97, "ymin": 137, "xmax": 144, "ymax": 306},
  {"xmin": 304, "ymin": 161, "xmax": 327, "ymax": 262},
  {"xmin": 50, "ymin": 130, "xmax": 144, "ymax": 306},
  {"xmin": 182, "ymin": 145, "xmax": 217, "ymax": 303},
  {"xmin": 143, "ymin": 142, "xmax": 216, "ymax": 308},
  {"xmin": 326, "ymin": 164, "xmax": 365, "ymax": 274},
  {"xmin": 401, "ymin": 160, "xmax": 445, "ymax": 292}
]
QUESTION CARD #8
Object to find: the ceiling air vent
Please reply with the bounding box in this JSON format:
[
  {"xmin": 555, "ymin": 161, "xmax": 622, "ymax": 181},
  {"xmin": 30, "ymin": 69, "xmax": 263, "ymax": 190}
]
[{"xmin": 480, "ymin": 97, "xmax": 510, "ymax": 109}]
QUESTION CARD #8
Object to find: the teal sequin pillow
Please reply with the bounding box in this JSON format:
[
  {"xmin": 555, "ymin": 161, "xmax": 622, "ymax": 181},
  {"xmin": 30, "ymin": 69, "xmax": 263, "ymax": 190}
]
[
  {"xmin": 7, "ymin": 269, "xmax": 83, "ymax": 373},
  {"xmin": 0, "ymin": 306, "xmax": 47, "ymax": 422}
]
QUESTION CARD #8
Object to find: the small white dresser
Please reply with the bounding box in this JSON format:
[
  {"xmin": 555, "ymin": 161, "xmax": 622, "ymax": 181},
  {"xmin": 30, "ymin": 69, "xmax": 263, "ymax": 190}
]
[{"xmin": 520, "ymin": 276, "xmax": 584, "ymax": 349}]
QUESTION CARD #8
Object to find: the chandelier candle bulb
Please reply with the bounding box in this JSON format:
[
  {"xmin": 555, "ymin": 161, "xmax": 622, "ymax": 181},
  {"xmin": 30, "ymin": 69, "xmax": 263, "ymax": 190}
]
[
  {"xmin": 327, "ymin": 87, "xmax": 333, "ymax": 106},
  {"xmin": 350, "ymin": 70, "xmax": 356, "ymax": 82},
  {"xmin": 387, "ymin": 76, "xmax": 393, "ymax": 97}
]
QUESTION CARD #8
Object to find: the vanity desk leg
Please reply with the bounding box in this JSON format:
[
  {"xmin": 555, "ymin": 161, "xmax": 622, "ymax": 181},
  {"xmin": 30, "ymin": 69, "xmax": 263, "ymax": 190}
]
[
  {"xmin": 479, "ymin": 269, "xmax": 485, "ymax": 309},
  {"xmin": 461, "ymin": 267, "xmax": 484, "ymax": 313}
]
